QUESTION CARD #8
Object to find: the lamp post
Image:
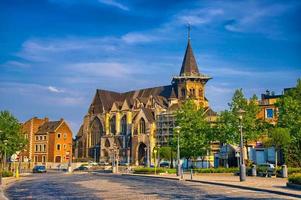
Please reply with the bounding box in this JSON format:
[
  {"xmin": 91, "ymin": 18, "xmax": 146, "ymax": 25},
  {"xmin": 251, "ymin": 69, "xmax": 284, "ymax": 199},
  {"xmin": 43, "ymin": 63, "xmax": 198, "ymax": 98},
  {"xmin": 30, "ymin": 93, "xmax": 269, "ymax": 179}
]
[
  {"xmin": 153, "ymin": 148, "xmax": 157, "ymax": 174},
  {"xmin": 175, "ymin": 126, "xmax": 181, "ymax": 179},
  {"xmin": 68, "ymin": 143, "xmax": 72, "ymax": 173},
  {"xmin": 238, "ymin": 108, "xmax": 246, "ymax": 182},
  {"xmin": 157, "ymin": 144, "xmax": 160, "ymax": 168},
  {"xmin": 4, "ymin": 139, "xmax": 8, "ymax": 171}
]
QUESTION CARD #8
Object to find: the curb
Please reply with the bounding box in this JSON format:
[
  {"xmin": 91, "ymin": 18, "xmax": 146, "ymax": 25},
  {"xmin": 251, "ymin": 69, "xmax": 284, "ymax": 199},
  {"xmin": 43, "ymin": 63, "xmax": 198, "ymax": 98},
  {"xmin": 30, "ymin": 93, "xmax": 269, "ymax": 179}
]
[
  {"xmin": 120, "ymin": 173, "xmax": 301, "ymax": 199},
  {"xmin": 287, "ymin": 182, "xmax": 301, "ymax": 190}
]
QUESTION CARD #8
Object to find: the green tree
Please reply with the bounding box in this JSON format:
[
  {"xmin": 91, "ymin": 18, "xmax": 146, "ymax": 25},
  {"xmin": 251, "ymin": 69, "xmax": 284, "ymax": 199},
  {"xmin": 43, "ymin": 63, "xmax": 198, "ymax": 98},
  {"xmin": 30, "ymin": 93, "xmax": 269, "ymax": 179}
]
[
  {"xmin": 214, "ymin": 89, "xmax": 266, "ymax": 161},
  {"xmin": 264, "ymin": 128, "xmax": 291, "ymax": 168},
  {"xmin": 276, "ymin": 79, "xmax": 301, "ymax": 167},
  {"xmin": 0, "ymin": 111, "xmax": 27, "ymax": 165},
  {"xmin": 172, "ymin": 99, "xmax": 211, "ymax": 168}
]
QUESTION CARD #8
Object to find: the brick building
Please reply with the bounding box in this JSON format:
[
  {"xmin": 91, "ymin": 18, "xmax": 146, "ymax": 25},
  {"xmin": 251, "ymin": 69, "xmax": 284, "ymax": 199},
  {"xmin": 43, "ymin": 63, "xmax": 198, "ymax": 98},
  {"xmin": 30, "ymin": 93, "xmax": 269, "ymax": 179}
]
[{"xmin": 21, "ymin": 117, "xmax": 73, "ymax": 165}]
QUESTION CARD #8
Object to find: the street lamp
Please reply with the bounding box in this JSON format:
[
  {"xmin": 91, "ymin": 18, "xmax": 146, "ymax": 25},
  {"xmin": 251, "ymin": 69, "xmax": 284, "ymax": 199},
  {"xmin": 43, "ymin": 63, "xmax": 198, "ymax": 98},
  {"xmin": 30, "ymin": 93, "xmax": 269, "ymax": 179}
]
[
  {"xmin": 238, "ymin": 108, "xmax": 246, "ymax": 182},
  {"xmin": 175, "ymin": 126, "xmax": 181, "ymax": 179},
  {"xmin": 4, "ymin": 139, "xmax": 8, "ymax": 171},
  {"xmin": 153, "ymin": 148, "xmax": 157, "ymax": 174},
  {"xmin": 68, "ymin": 143, "xmax": 72, "ymax": 173}
]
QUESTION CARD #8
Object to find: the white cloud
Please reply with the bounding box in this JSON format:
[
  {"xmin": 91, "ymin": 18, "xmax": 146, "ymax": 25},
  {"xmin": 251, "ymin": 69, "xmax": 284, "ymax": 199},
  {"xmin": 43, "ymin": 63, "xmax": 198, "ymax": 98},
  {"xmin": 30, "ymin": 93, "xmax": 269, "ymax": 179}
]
[
  {"xmin": 98, "ymin": 0, "xmax": 129, "ymax": 11},
  {"xmin": 48, "ymin": 86, "xmax": 63, "ymax": 93},
  {"xmin": 121, "ymin": 33, "xmax": 158, "ymax": 44}
]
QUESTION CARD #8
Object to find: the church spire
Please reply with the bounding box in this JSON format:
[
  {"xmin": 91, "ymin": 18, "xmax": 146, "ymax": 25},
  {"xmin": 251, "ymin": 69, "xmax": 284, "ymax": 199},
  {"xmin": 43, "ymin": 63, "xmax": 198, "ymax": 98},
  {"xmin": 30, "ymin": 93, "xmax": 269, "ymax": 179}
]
[{"xmin": 179, "ymin": 25, "xmax": 200, "ymax": 76}]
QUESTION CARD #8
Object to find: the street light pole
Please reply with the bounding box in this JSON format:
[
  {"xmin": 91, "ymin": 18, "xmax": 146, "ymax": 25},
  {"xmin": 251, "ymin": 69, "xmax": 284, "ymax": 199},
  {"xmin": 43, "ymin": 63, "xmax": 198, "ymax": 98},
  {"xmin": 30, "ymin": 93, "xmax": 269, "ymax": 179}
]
[
  {"xmin": 238, "ymin": 109, "xmax": 246, "ymax": 182},
  {"xmin": 175, "ymin": 126, "xmax": 181, "ymax": 179}
]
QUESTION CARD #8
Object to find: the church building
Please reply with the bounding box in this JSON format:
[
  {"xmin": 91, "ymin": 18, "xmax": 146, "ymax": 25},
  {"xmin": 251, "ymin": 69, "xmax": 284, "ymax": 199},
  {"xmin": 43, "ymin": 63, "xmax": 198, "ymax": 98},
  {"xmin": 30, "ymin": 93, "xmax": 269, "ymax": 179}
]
[{"xmin": 74, "ymin": 35, "xmax": 216, "ymax": 166}]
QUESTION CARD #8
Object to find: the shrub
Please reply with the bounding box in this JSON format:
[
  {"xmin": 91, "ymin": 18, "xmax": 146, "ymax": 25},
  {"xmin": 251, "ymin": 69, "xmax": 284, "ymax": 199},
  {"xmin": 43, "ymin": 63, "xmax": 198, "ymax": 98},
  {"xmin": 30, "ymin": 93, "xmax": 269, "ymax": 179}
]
[
  {"xmin": 288, "ymin": 173, "xmax": 301, "ymax": 185},
  {"xmin": 133, "ymin": 167, "xmax": 169, "ymax": 174},
  {"xmin": 1, "ymin": 170, "xmax": 13, "ymax": 177}
]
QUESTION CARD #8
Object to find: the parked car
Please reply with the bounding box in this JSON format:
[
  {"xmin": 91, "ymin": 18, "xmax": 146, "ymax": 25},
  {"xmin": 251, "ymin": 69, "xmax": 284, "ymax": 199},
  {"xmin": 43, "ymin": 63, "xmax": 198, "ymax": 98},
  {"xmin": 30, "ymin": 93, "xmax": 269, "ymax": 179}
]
[
  {"xmin": 88, "ymin": 161, "xmax": 98, "ymax": 166},
  {"xmin": 33, "ymin": 165, "xmax": 47, "ymax": 173},
  {"xmin": 159, "ymin": 161, "xmax": 170, "ymax": 168},
  {"xmin": 257, "ymin": 163, "xmax": 275, "ymax": 177},
  {"xmin": 98, "ymin": 161, "xmax": 110, "ymax": 166},
  {"xmin": 74, "ymin": 166, "xmax": 89, "ymax": 171}
]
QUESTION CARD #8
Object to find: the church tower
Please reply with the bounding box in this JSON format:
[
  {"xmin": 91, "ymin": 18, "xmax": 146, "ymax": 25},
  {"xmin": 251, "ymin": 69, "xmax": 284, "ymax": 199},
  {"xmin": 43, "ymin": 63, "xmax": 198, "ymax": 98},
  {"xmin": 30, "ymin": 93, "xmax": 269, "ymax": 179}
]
[{"xmin": 172, "ymin": 27, "xmax": 211, "ymax": 108}]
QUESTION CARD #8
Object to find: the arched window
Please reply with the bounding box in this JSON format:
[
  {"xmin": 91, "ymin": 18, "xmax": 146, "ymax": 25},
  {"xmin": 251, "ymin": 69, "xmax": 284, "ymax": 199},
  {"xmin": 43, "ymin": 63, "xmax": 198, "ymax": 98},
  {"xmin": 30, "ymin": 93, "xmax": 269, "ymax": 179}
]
[
  {"xmin": 121, "ymin": 115, "xmax": 127, "ymax": 135},
  {"xmin": 110, "ymin": 116, "xmax": 116, "ymax": 135},
  {"xmin": 91, "ymin": 118, "xmax": 103, "ymax": 146},
  {"xmin": 139, "ymin": 118, "xmax": 146, "ymax": 134},
  {"xmin": 181, "ymin": 88, "xmax": 186, "ymax": 98},
  {"xmin": 199, "ymin": 88, "xmax": 203, "ymax": 98}
]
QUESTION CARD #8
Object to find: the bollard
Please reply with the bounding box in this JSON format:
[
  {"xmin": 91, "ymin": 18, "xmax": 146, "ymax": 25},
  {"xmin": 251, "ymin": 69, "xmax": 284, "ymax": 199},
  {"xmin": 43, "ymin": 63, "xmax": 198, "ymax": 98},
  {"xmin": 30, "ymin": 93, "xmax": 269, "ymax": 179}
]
[
  {"xmin": 251, "ymin": 164, "xmax": 257, "ymax": 177},
  {"xmin": 190, "ymin": 168, "xmax": 193, "ymax": 180},
  {"xmin": 15, "ymin": 167, "xmax": 19, "ymax": 179},
  {"xmin": 281, "ymin": 165, "xmax": 288, "ymax": 178}
]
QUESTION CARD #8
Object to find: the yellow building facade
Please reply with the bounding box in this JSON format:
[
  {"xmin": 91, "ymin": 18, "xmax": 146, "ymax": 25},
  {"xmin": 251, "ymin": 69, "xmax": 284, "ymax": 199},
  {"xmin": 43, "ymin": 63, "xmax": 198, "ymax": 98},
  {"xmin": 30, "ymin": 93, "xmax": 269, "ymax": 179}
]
[{"xmin": 75, "ymin": 37, "xmax": 215, "ymax": 165}]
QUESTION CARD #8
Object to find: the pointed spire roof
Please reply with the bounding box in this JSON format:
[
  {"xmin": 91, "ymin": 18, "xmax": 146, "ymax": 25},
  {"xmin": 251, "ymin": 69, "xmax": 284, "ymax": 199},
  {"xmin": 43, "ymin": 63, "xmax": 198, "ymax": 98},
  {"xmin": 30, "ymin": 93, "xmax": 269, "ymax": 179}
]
[{"xmin": 179, "ymin": 39, "xmax": 200, "ymax": 76}]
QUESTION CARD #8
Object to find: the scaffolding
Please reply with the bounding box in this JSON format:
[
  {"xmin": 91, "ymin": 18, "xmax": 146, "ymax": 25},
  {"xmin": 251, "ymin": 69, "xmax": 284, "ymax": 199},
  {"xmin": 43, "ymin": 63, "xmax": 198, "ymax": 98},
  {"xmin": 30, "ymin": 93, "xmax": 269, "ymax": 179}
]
[{"xmin": 156, "ymin": 112, "xmax": 175, "ymax": 147}]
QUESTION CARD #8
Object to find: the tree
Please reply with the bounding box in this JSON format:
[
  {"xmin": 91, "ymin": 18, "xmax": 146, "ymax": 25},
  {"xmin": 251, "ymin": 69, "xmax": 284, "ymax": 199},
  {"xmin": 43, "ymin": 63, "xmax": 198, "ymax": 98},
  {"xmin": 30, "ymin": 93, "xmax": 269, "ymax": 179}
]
[
  {"xmin": 172, "ymin": 99, "xmax": 211, "ymax": 168},
  {"xmin": 214, "ymin": 89, "xmax": 266, "ymax": 161},
  {"xmin": 264, "ymin": 128, "xmax": 290, "ymax": 168},
  {"xmin": 156, "ymin": 146, "xmax": 175, "ymax": 167},
  {"xmin": 276, "ymin": 79, "xmax": 301, "ymax": 167},
  {"xmin": 0, "ymin": 111, "xmax": 27, "ymax": 165}
]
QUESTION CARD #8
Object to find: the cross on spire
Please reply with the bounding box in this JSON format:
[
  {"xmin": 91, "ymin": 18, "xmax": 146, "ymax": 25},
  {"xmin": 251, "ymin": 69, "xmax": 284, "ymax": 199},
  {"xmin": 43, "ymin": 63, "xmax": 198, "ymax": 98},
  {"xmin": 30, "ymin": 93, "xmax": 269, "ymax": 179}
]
[{"xmin": 187, "ymin": 23, "xmax": 191, "ymax": 40}]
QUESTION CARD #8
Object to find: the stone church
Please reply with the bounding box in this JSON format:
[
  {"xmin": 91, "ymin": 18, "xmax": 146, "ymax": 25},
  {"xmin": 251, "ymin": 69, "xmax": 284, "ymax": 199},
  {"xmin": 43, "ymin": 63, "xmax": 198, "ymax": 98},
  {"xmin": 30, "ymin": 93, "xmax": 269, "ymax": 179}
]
[{"xmin": 74, "ymin": 36, "xmax": 216, "ymax": 165}]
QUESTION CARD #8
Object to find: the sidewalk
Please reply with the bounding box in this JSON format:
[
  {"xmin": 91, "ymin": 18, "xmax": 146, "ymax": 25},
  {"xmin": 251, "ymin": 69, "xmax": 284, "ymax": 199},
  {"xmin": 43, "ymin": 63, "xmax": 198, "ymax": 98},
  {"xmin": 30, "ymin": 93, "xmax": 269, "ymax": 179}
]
[{"xmin": 121, "ymin": 173, "xmax": 301, "ymax": 199}]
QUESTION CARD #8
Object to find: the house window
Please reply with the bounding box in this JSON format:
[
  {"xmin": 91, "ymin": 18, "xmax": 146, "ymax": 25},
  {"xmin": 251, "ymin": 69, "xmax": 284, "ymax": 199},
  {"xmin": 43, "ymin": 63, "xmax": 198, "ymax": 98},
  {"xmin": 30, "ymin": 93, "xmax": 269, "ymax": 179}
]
[
  {"xmin": 266, "ymin": 108, "xmax": 274, "ymax": 119},
  {"xmin": 64, "ymin": 133, "xmax": 67, "ymax": 139},
  {"xmin": 57, "ymin": 133, "xmax": 61, "ymax": 138},
  {"xmin": 40, "ymin": 136, "xmax": 43, "ymax": 140},
  {"xmin": 34, "ymin": 156, "xmax": 38, "ymax": 163},
  {"xmin": 57, "ymin": 144, "xmax": 61, "ymax": 150},
  {"xmin": 44, "ymin": 136, "xmax": 47, "ymax": 140},
  {"xmin": 35, "ymin": 145, "xmax": 38, "ymax": 152},
  {"xmin": 44, "ymin": 144, "xmax": 46, "ymax": 152},
  {"xmin": 36, "ymin": 136, "xmax": 39, "ymax": 141},
  {"xmin": 64, "ymin": 144, "xmax": 66, "ymax": 149},
  {"xmin": 139, "ymin": 118, "xmax": 146, "ymax": 134},
  {"xmin": 42, "ymin": 155, "xmax": 46, "ymax": 163}
]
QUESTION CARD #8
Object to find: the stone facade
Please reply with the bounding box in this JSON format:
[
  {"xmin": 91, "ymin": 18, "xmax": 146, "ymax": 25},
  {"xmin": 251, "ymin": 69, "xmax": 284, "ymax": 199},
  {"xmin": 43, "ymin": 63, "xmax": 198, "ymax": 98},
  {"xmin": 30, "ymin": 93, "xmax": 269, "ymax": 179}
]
[{"xmin": 75, "ymin": 38, "xmax": 216, "ymax": 165}]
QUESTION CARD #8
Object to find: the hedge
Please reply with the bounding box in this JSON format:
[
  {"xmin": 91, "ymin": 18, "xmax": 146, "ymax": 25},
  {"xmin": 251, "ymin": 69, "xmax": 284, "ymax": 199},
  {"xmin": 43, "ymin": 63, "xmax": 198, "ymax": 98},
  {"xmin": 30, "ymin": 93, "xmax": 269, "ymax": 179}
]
[
  {"xmin": 1, "ymin": 170, "xmax": 13, "ymax": 177},
  {"xmin": 288, "ymin": 173, "xmax": 301, "ymax": 185},
  {"xmin": 133, "ymin": 167, "xmax": 176, "ymax": 174},
  {"xmin": 193, "ymin": 168, "xmax": 238, "ymax": 174}
]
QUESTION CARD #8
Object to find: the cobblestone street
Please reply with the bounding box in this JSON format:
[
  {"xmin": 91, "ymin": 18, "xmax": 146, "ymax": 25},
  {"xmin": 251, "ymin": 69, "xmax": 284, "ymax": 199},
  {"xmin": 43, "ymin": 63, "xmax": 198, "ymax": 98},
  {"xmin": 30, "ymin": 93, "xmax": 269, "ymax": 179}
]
[{"xmin": 4, "ymin": 171, "xmax": 300, "ymax": 200}]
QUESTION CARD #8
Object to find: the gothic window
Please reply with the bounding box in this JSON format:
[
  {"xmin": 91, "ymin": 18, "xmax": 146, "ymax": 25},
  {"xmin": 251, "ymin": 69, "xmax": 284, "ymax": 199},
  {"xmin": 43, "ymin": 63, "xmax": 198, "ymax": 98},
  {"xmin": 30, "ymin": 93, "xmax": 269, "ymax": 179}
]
[
  {"xmin": 91, "ymin": 117, "xmax": 103, "ymax": 146},
  {"xmin": 121, "ymin": 115, "xmax": 127, "ymax": 135},
  {"xmin": 105, "ymin": 139, "xmax": 110, "ymax": 148},
  {"xmin": 181, "ymin": 88, "xmax": 186, "ymax": 98},
  {"xmin": 139, "ymin": 118, "xmax": 146, "ymax": 134},
  {"xmin": 110, "ymin": 115, "xmax": 116, "ymax": 135}
]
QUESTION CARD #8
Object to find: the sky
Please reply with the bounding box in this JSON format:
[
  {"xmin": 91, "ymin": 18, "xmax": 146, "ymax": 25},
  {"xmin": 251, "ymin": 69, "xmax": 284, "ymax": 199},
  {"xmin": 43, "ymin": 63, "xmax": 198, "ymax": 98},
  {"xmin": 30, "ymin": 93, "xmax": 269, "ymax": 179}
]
[{"xmin": 1, "ymin": 0, "xmax": 301, "ymax": 135}]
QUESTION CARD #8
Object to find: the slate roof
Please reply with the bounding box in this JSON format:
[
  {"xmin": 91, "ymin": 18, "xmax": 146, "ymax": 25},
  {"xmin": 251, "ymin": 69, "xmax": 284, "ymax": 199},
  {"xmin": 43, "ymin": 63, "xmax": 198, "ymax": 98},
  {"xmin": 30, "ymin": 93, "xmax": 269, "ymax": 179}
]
[
  {"xmin": 36, "ymin": 120, "xmax": 62, "ymax": 134},
  {"xmin": 141, "ymin": 107, "xmax": 155, "ymax": 123},
  {"xmin": 180, "ymin": 39, "xmax": 200, "ymax": 76},
  {"xmin": 92, "ymin": 85, "xmax": 173, "ymax": 113}
]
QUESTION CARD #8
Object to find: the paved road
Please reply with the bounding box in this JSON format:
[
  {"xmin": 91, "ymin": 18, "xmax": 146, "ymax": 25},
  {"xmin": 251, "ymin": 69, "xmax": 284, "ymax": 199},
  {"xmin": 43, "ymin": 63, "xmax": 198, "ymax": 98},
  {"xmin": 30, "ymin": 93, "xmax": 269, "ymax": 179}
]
[{"xmin": 5, "ymin": 172, "xmax": 298, "ymax": 200}]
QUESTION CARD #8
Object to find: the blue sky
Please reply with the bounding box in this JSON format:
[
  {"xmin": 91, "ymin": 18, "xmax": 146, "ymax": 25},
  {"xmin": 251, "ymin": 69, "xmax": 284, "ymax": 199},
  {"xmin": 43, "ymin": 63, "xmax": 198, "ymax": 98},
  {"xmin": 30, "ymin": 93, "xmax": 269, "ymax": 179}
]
[{"xmin": 1, "ymin": 0, "xmax": 301, "ymax": 135}]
